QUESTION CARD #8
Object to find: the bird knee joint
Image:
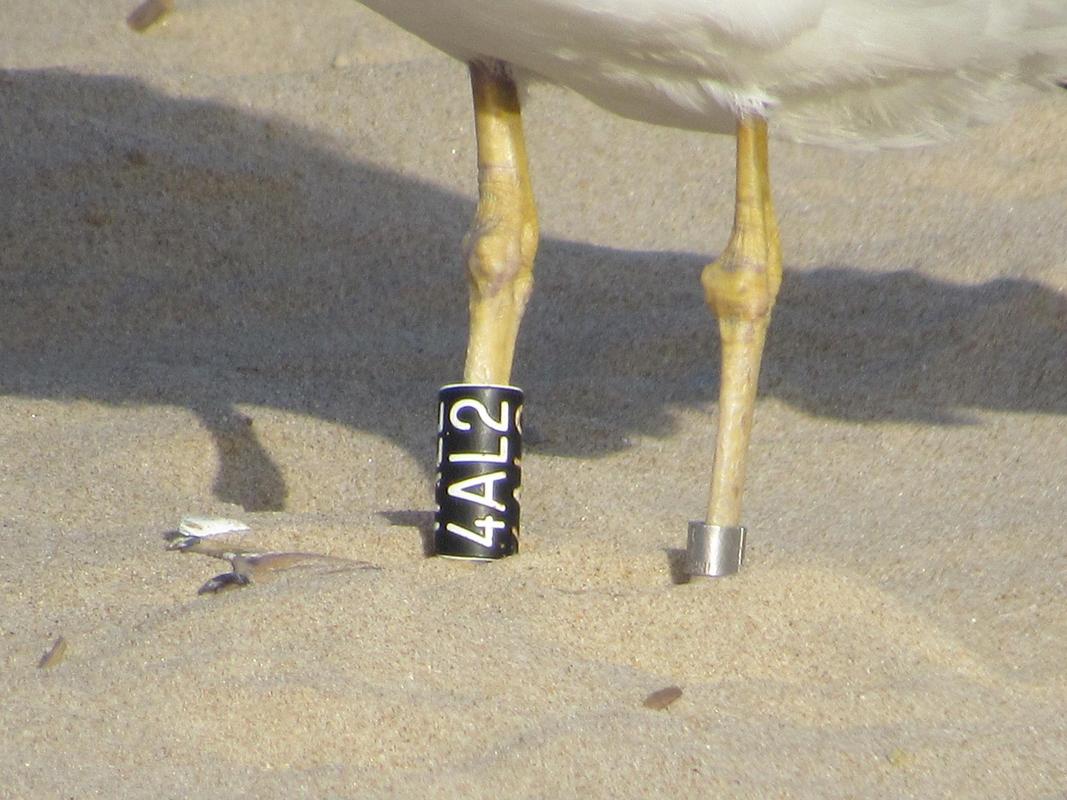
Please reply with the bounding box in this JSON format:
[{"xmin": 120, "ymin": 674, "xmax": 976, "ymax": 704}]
[
  {"xmin": 701, "ymin": 257, "xmax": 776, "ymax": 321},
  {"xmin": 465, "ymin": 215, "xmax": 538, "ymax": 298}
]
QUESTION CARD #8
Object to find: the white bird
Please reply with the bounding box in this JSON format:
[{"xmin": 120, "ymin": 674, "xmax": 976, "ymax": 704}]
[{"xmin": 351, "ymin": 0, "xmax": 1067, "ymax": 576}]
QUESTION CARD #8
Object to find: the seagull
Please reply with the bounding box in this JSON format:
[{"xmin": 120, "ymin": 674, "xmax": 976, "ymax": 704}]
[{"xmin": 349, "ymin": 1, "xmax": 1067, "ymax": 577}]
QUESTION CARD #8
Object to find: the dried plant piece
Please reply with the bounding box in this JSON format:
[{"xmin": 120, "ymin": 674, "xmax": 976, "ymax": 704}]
[
  {"xmin": 198, "ymin": 572, "xmax": 251, "ymax": 595},
  {"xmin": 195, "ymin": 552, "xmax": 380, "ymax": 594},
  {"xmin": 37, "ymin": 636, "xmax": 68, "ymax": 669},
  {"xmin": 232, "ymin": 551, "xmax": 376, "ymax": 579},
  {"xmin": 642, "ymin": 685, "xmax": 683, "ymax": 710},
  {"xmin": 165, "ymin": 517, "xmax": 380, "ymax": 594},
  {"xmin": 127, "ymin": 0, "xmax": 174, "ymax": 32}
]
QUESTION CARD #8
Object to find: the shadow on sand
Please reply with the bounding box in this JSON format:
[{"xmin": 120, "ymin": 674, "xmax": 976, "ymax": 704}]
[{"xmin": 2, "ymin": 69, "xmax": 1064, "ymax": 511}]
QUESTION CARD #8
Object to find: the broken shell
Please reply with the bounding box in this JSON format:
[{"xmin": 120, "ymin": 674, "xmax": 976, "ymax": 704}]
[{"xmin": 178, "ymin": 516, "xmax": 251, "ymax": 538}]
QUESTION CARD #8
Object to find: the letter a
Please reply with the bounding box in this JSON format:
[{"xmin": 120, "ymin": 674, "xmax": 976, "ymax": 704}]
[{"xmin": 447, "ymin": 470, "xmax": 508, "ymax": 512}]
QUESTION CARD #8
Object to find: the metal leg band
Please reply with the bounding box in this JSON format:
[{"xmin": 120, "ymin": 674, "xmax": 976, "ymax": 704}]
[{"xmin": 686, "ymin": 522, "xmax": 746, "ymax": 578}]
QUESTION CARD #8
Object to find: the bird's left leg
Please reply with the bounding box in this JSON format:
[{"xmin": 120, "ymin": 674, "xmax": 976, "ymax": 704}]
[
  {"xmin": 462, "ymin": 60, "xmax": 539, "ymax": 384},
  {"xmin": 688, "ymin": 116, "xmax": 782, "ymax": 578},
  {"xmin": 432, "ymin": 61, "xmax": 536, "ymax": 562}
]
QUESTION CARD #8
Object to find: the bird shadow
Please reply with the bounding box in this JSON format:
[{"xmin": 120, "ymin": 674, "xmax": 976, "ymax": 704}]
[{"xmin": 2, "ymin": 69, "xmax": 1064, "ymax": 511}]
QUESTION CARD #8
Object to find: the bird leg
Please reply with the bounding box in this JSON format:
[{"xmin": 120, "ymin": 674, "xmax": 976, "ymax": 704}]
[
  {"xmin": 462, "ymin": 60, "xmax": 539, "ymax": 385},
  {"xmin": 689, "ymin": 116, "xmax": 781, "ymax": 578}
]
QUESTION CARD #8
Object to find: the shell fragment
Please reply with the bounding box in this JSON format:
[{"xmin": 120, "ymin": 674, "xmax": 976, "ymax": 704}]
[{"xmin": 177, "ymin": 516, "xmax": 251, "ymax": 538}]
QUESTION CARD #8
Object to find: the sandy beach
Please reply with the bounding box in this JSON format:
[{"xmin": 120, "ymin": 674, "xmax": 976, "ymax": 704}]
[{"xmin": 2, "ymin": 1, "xmax": 1066, "ymax": 796}]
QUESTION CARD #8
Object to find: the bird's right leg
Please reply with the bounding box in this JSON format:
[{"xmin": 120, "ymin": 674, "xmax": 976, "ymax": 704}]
[
  {"xmin": 688, "ymin": 116, "xmax": 782, "ymax": 578},
  {"xmin": 462, "ymin": 60, "xmax": 540, "ymax": 385}
]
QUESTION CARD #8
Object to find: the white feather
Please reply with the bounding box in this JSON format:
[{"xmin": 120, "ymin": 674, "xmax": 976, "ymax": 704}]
[{"xmin": 354, "ymin": 0, "xmax": 1067, "ymax": 145}]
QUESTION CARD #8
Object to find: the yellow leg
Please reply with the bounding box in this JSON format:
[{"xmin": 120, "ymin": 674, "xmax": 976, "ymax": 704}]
[
  {"xmin": 689, "ymin": 116, "xmax": 782, "ymax": 577},
  {"xmin": 462, "ymin": 60, "xmax": 539, "ymax": 385}
]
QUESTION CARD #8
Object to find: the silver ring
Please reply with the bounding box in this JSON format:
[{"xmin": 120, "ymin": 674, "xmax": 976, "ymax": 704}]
[{"xmin": 686, "ymin": 522, "xmax": 746, "ymax": 578}]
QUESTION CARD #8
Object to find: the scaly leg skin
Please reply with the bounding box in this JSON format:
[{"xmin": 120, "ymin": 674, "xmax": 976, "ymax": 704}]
[
  {"xmin": 687, "ymin": 116, "xmax": 782, "ymax": 579},
  {"xmin": 463, "ymin": 60, "xmax": 540, "ymax": 385}
]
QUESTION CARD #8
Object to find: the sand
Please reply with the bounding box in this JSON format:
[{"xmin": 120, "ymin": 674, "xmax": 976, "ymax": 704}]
[{"xmin": 1, "ymin": 1, "xmax": 1065, "ymax": 797}]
